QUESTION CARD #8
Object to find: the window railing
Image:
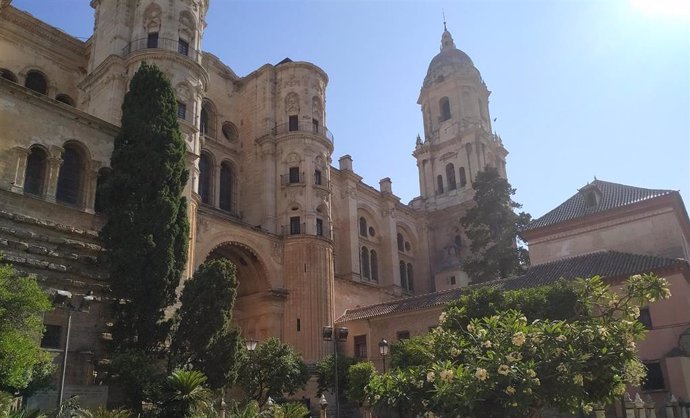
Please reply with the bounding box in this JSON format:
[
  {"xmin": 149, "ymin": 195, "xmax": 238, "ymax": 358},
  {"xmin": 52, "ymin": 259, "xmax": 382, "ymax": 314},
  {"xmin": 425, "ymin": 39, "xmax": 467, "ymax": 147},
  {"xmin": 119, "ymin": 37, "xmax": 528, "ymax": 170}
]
[
  {"xmin": 281, "ymin": 223, "xmax": 332, "ymax": 239},
  {"xmin": 122, "ymin": 38, "xmax": 200, "ymax": 62},
  {"xmin": 280, "ymin": 172, "xmax": 305, "ymax": 186},
  {"xmin": 273, "ymin": 121, "xmax": 334, "ymax": 144}
]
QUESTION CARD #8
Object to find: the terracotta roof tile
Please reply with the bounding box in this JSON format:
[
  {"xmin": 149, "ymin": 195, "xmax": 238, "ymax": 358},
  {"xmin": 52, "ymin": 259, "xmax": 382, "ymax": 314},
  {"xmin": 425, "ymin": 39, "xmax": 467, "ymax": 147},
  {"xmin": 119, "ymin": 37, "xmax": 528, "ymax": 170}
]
[
  {"xmin": 336, "ymin": 251, "xmax": 686, "ymax": 323},
  {"xmin": 524, "ymin": 180, "xmax": 674, "ymax": 231}
]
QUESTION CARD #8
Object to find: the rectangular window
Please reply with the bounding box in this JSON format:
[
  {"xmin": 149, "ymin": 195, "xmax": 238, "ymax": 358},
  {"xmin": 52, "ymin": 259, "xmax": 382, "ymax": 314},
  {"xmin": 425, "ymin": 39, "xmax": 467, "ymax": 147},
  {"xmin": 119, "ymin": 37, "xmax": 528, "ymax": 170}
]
[
  {"xmin": 642, "ymin": 362, "xmax": 665, "ymax": 391},
  {"xmin": 289, "ymin": 115, "xmax": 299, "ymax": 132},
  {"xmin": 147, "ymin": 32, "xmax": 159, "ymax": 48},
  {"xmin": 397, "ymin": 331, "xmax": 410, "ymax": 341},
  {"xmin": 178, "ymin": 38, "xmax": 189, "ymax": 56},
  {"xmin": 638, "ymin": 307, "xmax": 653, "ymax": 330},
  {"xmin": 41, "ymin": 324, "xmax": 62, "ymax": 349},
  {"xmin": 354, "ymin": 335, "xmax": 367, "ymax": 359},
  {"xmin": 289, "ymin": 167, "xmax": 300, "ymax": 184},
  {"xmin": 312, "ymin": 118, "xmax": 320, "ymax": 133},
  {"xmin": 316, "ymin": 218, "xmax": 324, "ymax": 236},
  {"xmin": 449, "ymin": 276, "xmax": 456, "ymax": 285},
  {"xmin": 177, "ymin": 102, "xmax": 187, "ymax": 119},
  {"xmin": 297, "ymin": 318, "xmax": 301, "ymax": 332},
  {"xmin": 290, "ymin": 216, "xmax": 301, "ymax": 235},
  {"xmin": 314, "ymin": 169, "xmax": 322, "ymax": 185}
]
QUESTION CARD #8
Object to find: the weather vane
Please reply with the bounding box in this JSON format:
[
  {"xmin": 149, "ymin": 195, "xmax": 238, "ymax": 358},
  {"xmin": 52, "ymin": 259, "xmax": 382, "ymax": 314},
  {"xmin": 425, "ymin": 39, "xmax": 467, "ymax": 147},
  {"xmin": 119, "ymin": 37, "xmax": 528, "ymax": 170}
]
[{"xmin": 443, "ymin": 9, "xmax": 447, "ymax": 31}]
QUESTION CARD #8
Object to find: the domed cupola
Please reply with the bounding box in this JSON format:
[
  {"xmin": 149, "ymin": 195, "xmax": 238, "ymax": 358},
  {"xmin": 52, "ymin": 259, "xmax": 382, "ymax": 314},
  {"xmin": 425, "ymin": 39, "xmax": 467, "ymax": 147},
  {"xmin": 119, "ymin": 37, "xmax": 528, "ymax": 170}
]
[{"xmin": 423, "ymin": 27, "xmax": 478, "ymax": 88}]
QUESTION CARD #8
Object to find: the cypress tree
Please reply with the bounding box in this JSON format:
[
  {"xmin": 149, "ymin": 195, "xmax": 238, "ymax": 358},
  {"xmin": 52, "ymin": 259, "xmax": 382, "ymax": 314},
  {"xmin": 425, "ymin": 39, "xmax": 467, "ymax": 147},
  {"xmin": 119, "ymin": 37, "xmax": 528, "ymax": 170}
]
[
  {"xmin": 460, "ymin": 166, "xmax": 531, "ymax": 283},
  {"xmin": 100, "ymin": 63, "xmax": 189, "ymax": 350}
]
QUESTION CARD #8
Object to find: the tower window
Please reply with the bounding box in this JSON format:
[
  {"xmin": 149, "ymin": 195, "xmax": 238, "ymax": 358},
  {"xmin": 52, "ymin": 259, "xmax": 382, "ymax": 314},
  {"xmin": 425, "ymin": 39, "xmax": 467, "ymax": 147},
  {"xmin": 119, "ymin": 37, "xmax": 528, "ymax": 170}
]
[
  {"xmin": 290, "ymin": 216, "xmax": 301, "ymax": 235},
  {"xmin": 359, "ymin": 217, "xmax": 367, "ymax": 237},
  {"xmin": 397, "ymin": 233, "xmax": 404, "ymax": 252},
  {"xmin": 25, "ymin": 71, "xmax": 47, "ymax": 95},
  {"xmin": 459, "ymin": 167, "xmax": 467, "ymax": 187},
  {"xmin": 289, "ymin": 167, "xmax": 300, "ymax": 184},
  {"xmin": 361, "ymin": 247, "xmax": 371, "ymax": 280},
  {"xmin": 446, "ymin": 163, "xmax": 457, "ymax": 190},
  {"xmin": 56, "ymin": 145, "xmax": 83, "ymax": 206},
  {"xmin": 198, "ymin": 153, "xmax": 212, "ymax": 204},
  {"xmin": 316, "ymin": 218, "xmax": 324, "ymax": 236},
  {"xmin": 406, "ymin": 263, "xmax": 414, "ymax": 292},
  {"xmin": 219, "ymin": 162, "xmax": 234, "ymax": 212},
  {"xmin": 289, "ymin": 115, "xmax": 299, "ymax": 132},
  {"xmin": 370, "ymin": 250, "xmax": 379, "ymax": 282},
  {"xmin": 439, "ymin": 97, "xmax": 451, "ymax": 121},
  {"xmin": 177, "ymin": 102, "xmax": 186, "ymax": 119},
  {"xmin": 638, "ymin": 307, "xmax": 652, "ymax": 330},
  {"xmin": 584, "ymin": 191, "xmax": 598, "ymax": 208},
  {"xmin": 437, "ymin": 175, "xmax": 444, "ymax": 194},
  {"xmin": 178, "ymin": 38, "xmax": 189, "ymax": 56},
  {"xmin": 56, "ymin": 94, "xmax": 75, "ymax": 106},
  {"xmin": 314, "ymin": 169, "xmax": 322, "ymax": 185},
  {"xmin": 200, "ymin": 106, "xmax": 209, "ymax": 135},
  {"xmin": 312, "ymin": 118, "xmax": 320, "ymax": 133},
  {"xmin": 399, "ymin": 261, "xmax": 407, "ymax": 290},
  {"xmin": 147, "ymin": 32, "xmax": 159, "ymax": 49}
]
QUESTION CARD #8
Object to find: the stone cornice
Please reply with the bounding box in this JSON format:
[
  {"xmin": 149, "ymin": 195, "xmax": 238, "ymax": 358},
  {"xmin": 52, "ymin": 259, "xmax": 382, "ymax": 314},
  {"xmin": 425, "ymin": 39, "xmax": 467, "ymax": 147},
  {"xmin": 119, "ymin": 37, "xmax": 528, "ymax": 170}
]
[
  {"xmin": 0, "ymin": 78, "xmax": 118, "ymax": 135},
  {"xmin": 202, "ymin": 51, "xmax": 239, "ymax": 81},
  {"xmin": 79, "ymin": 55, "xmax": 126, "ymax": 91},
  {"xmin": 2, "ymin": 6, "xmax": 87, "ymax": 57},
  {"xmin": 125, "ymin": 49, "xmax": 210, "ymax": 88}
]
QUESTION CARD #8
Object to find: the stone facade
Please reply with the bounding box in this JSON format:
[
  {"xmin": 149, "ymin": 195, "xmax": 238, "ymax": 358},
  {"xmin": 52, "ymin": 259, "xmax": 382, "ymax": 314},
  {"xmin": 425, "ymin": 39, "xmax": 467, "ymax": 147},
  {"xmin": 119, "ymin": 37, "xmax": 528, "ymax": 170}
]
[{"xmin": 0, "ymin": 0, "xmax": 509, "ymax": 397}]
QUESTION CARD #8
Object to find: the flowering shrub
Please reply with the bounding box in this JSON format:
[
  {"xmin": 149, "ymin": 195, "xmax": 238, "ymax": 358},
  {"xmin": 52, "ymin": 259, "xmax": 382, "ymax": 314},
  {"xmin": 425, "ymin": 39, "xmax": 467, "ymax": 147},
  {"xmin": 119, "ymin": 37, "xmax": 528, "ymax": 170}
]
[{"xmin": 365, "ymin": 274, "xmax": 670, "ymax": 418}]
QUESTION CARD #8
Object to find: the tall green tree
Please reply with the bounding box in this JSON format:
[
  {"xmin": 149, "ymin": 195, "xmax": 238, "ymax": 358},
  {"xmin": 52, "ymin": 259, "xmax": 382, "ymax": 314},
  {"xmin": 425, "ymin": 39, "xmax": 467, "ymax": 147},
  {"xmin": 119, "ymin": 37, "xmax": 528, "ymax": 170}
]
[
  {"xmin": 170, "ymin": 258, "xmax": 242, "ymax": 389},
  {"xmin": 100, "ymin": 62, "xmax": 189, "ymax": 350},
  {"xmin": 460, "ymin": 166, "xmax": 531, "ymax": 283},
  {"xmin": 0, "ymin": 262, "xmax": 54, "ymax": 394},
  {"xmin": 236, "ymin": 337, "xmax": 308, "ymax": 406}
]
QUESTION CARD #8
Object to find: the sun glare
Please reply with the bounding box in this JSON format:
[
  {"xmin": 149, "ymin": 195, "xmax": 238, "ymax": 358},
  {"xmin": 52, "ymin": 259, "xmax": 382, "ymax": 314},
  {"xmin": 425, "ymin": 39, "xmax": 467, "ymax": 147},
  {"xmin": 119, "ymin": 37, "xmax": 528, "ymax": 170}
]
[{"xmin": 631, "ymin": 0, "xmax": 690, "ymax": 20}]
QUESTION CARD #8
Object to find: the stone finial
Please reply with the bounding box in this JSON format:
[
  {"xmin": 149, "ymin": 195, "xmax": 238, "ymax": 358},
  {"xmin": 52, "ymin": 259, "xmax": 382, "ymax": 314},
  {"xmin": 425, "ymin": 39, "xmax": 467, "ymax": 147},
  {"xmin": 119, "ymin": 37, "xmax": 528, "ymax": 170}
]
[
  {"xmin": 338, "ymin": 155, "xmax": 353, "ymax": 171},
  {"xmin": 634, "ymin": 393, "xmax": 645, "ymax": 408},
  {"xmin": 416, "ymin": 134, "xmax": 422, "ymax": 147},
  {"xmin": 379, "ymin": 177, "xmax": 392, "ymax": 194},
  {"xmin": 440, "ymin": 27, "xmax": 456, "ymax": 51}
]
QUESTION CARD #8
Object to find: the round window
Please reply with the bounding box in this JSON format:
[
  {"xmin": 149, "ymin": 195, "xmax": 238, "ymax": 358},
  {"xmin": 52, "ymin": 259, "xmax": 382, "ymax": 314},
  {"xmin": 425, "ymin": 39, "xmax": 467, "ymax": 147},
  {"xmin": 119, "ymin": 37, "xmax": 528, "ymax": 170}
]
[
  {"xmin": 222, "ymin": 122, "xmax": 238, "ymax": 141},
  {"xmin": 368, "ymin": 227, "xmax": 376, "ymax": 237}
]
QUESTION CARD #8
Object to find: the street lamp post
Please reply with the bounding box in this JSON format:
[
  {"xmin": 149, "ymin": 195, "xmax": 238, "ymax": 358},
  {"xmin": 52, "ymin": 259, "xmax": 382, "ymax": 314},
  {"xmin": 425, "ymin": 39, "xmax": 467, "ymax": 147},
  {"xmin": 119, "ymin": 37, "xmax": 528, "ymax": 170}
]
[
  {"xmin": 322, "ymin": 326, "xmax": 348, "ymax": 418},
  {"xmin": 51, "ymin": 289, "xmax": 95, "ymax": 409},
  {"xmin": 378, "ymin": 338, "xmax": 389, "ymax": 373},
  {"xmin": 319, "ymin": 394, "xmax": 329, "ymax": 418}
]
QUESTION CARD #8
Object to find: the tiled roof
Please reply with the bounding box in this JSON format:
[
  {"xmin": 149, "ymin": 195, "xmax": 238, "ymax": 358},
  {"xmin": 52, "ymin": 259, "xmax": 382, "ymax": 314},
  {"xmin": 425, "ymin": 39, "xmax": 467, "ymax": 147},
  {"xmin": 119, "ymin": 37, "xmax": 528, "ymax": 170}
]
[
  {"xmin": 524, "ymin": 180, "xmax": 674, "ymax": 231},
  {"xmin": 335, "ymin": 251, "xmax": 687, "ymax": 323}
]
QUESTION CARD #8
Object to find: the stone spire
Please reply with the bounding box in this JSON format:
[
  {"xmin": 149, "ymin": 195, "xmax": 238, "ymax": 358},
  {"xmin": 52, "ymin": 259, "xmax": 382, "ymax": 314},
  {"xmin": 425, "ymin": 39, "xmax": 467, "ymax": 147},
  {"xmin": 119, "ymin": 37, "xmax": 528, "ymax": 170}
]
[{"xmin": 440, "ymin": 26, "xmax": 456, "ymax": 51}]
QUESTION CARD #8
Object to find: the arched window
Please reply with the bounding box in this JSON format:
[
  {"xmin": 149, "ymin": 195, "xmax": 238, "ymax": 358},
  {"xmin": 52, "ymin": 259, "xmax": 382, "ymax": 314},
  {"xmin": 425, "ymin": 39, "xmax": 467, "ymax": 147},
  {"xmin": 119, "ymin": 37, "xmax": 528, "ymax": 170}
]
[
  {"xmin": 219, "ymin": 161, "xmax": 234, "ymax": 212},
  {"xmin": 397, "ymin": 233, "xmax": 404, "ymax": 252},
  {"xmin": 56, "ymin": 94, "xmax": 75, "ymax": 106},
  {"xmin": 25, "ymin": 71, "xmax": 47, "ymax": 94},
  {"xmin": 94, "ymin": 168, "xmax": 111, "ymax": 214},
  {"xmin": 459, "ymin": 167, "xmax": 467, "ymax": 187},
  {"xmin": 361, "ymin": 246, "xmax": 371, "ymax": 280},
  {"xmin": 399, "ymin": 261, "xmax": 407, "ymax": 290},
  {"xmin": 437, "ymin": 175, "xmax": 444, "ymax": 194},
  {"xmin": 406, "ymin": 263, "xmax": 414, "ymax": 291},
  {"xmin": 200, "ymin": 106, "xmax": 209, "ymax": 136},
  {"xmin": 439, "ymin": 97, "xmax": 451, "ymax": 121},
  {"xmin": 56, "ymin": 145, "xmax": 84, "ymax": 205},
  {"xmin": 1, "ymin": 69, "xmax": 17, "ymax": 83},
  {"xmin": 24, "ymin": 146, "xmax": 48, "ymax": 196},
  {"xmin": 198, "ymin": 153, "xmax": 212, "ymax": 204},
  {"xmin": 446, "ymin": 163, "xmax": 457, "ymax": 190},
  {"xmin": 370, "ymin": 250, "xmax": 378, "ymax": 282},
  {"xmin": 359, "ymin": 217, "xmax": 367, "ymax": 237}
]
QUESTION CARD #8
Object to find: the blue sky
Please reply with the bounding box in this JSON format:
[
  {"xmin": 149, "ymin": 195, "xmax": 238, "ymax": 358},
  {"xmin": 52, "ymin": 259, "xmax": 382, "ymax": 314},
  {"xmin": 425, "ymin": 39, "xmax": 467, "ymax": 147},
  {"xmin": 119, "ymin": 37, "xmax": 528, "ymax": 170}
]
[{"xmin": 11, "ymin": 0, "xmax": 689, "ymax": 219}]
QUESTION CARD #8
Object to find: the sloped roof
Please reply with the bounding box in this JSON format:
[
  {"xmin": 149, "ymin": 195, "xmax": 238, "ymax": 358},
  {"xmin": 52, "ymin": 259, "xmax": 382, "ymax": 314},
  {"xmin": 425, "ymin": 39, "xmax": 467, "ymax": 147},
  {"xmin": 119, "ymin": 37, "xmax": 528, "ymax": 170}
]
[
  {"xmin": 524, "ymin": 180, "xmax": 674, "ymax": 231},
  {"xmin": 336, "ymin": 251, "xmax": 687, "ymax": 323}
]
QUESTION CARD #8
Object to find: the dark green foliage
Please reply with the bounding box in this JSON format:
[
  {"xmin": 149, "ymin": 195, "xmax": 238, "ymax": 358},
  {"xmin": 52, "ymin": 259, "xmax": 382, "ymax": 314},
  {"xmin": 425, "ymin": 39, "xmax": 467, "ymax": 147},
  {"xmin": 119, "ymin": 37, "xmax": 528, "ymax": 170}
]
[
  {"xmin": 170, "ymin": 259, "xmax": 241, "ymax": 389},
  {"xmin": 460, "ymin": 166, "xmax": 531, "ymax": 282},
  {"xmin": 390, "ymin": 336, "xmax": 435, "ymax": 370},
  {"xmin": 315, "ymin": 354, "xmax": 356, "ymax": 399},
  {"xmin": 158, "ymin": 370, "xmax": 213, "ymax": 418},
  {"xmin": 110, "ymin": 350, "xmax": 165, "ymax": 411},
  {"xmin": 0, "ymin": 263, "xmax": 54, "ymax": 394},
  {"xmin": 346, "ymin": 362, "xmax": 376, "ymax": 405},
  {"xmin": 236, "ymin": 337, "xmax": 308, "ymax": 406},
  {"xmin": 443, "ymin": 281, "xmax": 580, "ymax": 332},
  {"xmin": 99, "ymin": 62, "xmax": 189, "ymax": 350}
]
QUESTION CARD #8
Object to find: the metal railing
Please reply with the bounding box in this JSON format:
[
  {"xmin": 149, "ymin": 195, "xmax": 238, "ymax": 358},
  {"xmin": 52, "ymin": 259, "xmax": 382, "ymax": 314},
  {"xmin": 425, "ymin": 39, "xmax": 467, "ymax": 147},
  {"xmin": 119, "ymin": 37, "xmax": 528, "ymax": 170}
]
[
  {"xmin": 121, "ymin": 37, "xmax": 200, "ymax": 62},
  {"xmin": 273, "ymin": 121, "xmax": 334, "ymax": 144},
  {"xmin": 280, "ymin": 172, "xmax": 305, "ymax": 186}
]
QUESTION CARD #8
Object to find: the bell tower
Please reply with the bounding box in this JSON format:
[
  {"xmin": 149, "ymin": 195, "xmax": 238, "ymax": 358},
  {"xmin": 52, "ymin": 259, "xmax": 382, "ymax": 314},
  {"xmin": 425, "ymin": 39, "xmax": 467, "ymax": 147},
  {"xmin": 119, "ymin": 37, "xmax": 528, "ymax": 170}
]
[{"xmin": 414, "ymin": 25, "xmax": 509, "ymax": 289}]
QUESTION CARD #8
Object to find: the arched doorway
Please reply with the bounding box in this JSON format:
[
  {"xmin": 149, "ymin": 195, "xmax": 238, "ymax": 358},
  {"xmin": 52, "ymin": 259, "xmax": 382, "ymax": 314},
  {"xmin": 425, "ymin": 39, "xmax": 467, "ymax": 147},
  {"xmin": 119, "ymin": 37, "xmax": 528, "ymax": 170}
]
[{"xmin": 205, "ymin": 242, "xmax": 282, "ymax": 341}]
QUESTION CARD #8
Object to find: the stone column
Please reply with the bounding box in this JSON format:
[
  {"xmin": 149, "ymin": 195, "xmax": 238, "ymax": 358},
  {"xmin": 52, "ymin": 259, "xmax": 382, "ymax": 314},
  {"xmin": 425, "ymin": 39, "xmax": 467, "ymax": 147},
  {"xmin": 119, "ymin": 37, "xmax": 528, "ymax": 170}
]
[
  {"xmin": 83, "ymin": 160, "xmax": 102, "ymax": 214},
  {"xmin": 11, "ymin": 147, "xmax": 29, "ymax": 193},
  {"xmin": 45, "ymin": 146, "xmax": 64, "ymax": 203}
]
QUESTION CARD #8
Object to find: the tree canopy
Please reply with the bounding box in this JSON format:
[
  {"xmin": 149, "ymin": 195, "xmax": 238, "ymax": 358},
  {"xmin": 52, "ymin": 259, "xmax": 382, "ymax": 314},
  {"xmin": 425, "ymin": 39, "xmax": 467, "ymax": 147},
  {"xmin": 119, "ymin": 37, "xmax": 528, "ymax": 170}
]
[
  {"xmin": 0, "ymin": 262, "xmax": 54, "ymax": 394},
  {"xmin": 99, "ymin": 62, "xmax": 189, "ymax": 351},
  {"xmin": 460, "ymin": 166, "xmax": 531, "ymax": 283},
  {"xmin": 364, "ymin": 274, "xmax": 670, "ymax": 418},
  {"xmin": 170, "ymin": 258, "xmax": 242, "ymax": 389}
]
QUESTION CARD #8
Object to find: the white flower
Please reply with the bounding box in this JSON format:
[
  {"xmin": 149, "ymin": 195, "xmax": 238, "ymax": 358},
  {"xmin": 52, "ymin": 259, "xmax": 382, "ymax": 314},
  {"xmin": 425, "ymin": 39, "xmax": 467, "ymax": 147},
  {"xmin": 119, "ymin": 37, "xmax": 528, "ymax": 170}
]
[
  {"xmin": 477, "ymin": 328, "xmax": 488, "ymax": 338},
  {"xmin": 582, "ymin": 404, "xmax": 593, "ymax": 414},
  {"xmin": 526, "ymin": 369, "xmax": 536, "ymax": 378},
  {"xmin": 532, "ymin": 378, "xmax": 541, "ymax": 386},
  {"xmin": 467, "ymin": 323, "xmax": 475, "ymax": 333},
  {"xmin": 504, "ymin": 385, "xmax": 516, "ymax": 395},
  {"xmin": 556, "ymin": 363, "xmax": 568, "ymax": 373},
  {"xmin": 597, "ymin": 326, "xmax": 609, "ymax": 338},
  {"xmin": 438, "ymin": 312, "xmax": 447, "ymax": 324},
  {"xmin": 512, "ymin": 332, "xmax": 526, "ymax": 346},
  {"xmin": 440, "ymin": 369, "xmax": 454, "ymax": 382},
  {"xmin": 482, "ymin": 340, "xmax": 492, "ymax": 348},
  {"xmin": 450, "ymin": 347, "xmax": 461, "ymax": 358},
  {"xmin": 475, "ymin": 368, "xmax": 488, "ymax": 381},
  {"xmin": 426, "ymin": 371, "xmax": 435, "ymax": 382},
  {"xmin": 423, "ymin": 412, "xmax": 437, "ymax": 418},
  {"xmin": 374, "ymin": 394, "xmax": 381, "ymax": 401},
  {"xmin": 556, "ymin": 334, "xmax": 567, "ymax": 343},
  {"xmin": 497, "ymin": 364, "xmax": 510, "ymax": 376},
  {"xmin": 573, "ymin": 374, "xmax": 584, "ymax": 386},
  {"xmin": 506, "ymin": 352, "xmax": 522, "ymax": 363}
]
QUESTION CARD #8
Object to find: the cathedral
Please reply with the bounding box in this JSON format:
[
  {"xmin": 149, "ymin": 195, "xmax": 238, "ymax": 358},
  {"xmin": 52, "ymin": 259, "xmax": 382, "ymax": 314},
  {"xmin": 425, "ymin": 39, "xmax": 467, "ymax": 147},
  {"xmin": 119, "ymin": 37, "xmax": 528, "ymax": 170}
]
[{"xmin": 1, "ymin": 0, "xmax": 689, "ymax": 413}]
